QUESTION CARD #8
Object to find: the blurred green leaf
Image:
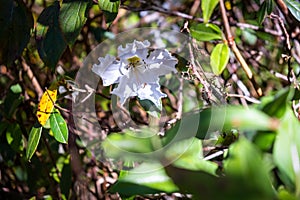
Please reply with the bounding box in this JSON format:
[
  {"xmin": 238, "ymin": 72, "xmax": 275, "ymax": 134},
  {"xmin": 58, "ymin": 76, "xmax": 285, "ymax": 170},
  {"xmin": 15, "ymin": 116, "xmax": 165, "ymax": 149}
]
[
  {"xmin": 260, "ymin": 87, "xmax": 293, "ymax": 118},
  {"xmin": 59, "ymin": 0, "xmax": 90, "ymax": 45},
  {"xmin": 110, "ymin": 162, "xmax": 178, "ymax": 197},
  {"xmin": 6, "ymin": 124, "xmax": 24, "ymax": 153},
  {"xmin": 273, "ymin": 109, "xmax": 300, "ymax": 195},
  {"xmin": 190, "ymin": 23, "xmax": 223, "ymax": 41},
  {"xmin": 3, "ymin": 84, "xmax": 23, "ymax": 119},
  {"xmin": 267, "ymin": 0, "xmax": 274, "ymax": 14},
  {"xmin": 278, "ymin": 186, "xmax": 298, "ymax": 200},
  {"xmin": 210, "ymin": 43, "xmax": 230, "ymax": 75},
  {"xmin": 285, "ymin": 0, "xmax": 300, "ymax": 22},
  {"xmin": 201, "ymin": 0, "xmax": 219, "ymax": 23},
  {"xmin": 165, "ymin": 138, "xmax": 218, "ymax": 176},
  {"xmin": 36, "ymin": 1, "xmax": 67, "ymax": 69},
  {"xmin": 50, "ymin": 109, "xmax": 68, "ymax": 143},
  {"xmin": 98, "ymin": 0, "xmax": 120, "ymax": 23},
  {"xmin": 253, "ymin": 131, "xmax": 276, "ymax": 151},
  {"xmin": 0, "ymin": 0, "xmax": 33, "ymax": 66},
  {"xmin": 26, "ymin": 125, "xmax": 42, "ymax": 160},
  {"xmin": 165, "ymin": 106, "xmax": 277, "ymax": 143},
  {"xmin": 102, "ymin": 130, "xmax": 156, "ymax": 161},
  {"xmin": 258, "ymin": 1, "xmax": 267, "ymax": 24},
  {"xmin": 224, "ymin": 137, "xmax": 275, "ymax": 199}
]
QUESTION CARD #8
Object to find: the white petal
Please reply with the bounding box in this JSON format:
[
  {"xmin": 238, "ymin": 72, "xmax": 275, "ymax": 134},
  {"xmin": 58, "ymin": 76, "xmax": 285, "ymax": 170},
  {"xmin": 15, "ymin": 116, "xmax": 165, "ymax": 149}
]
[
  {"xmin": 111, "ymin": 74, "xmax": 139, "ymax": 105},
  {"xmin": 137, "ymin": 82, "xmax": 166, "ymax": 109},
  {"xmin": 145, "ymin": 49, "xmax": 178, "ymax": 76},
  {"xmin": 92, "ymin": 54, "xmax": 125, "ymax": 86},
  {"xmin": 118, "ymin": 40, "xmax": 150, "ymax": 56}
]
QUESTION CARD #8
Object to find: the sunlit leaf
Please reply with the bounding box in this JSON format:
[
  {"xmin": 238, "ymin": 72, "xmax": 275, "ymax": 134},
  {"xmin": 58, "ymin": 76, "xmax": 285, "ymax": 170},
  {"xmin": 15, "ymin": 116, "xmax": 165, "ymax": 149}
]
[
  {"xmin": 36, "ymin": 89, "xmax": 57, "ymax": 126},
  {"xmin": 50, "ymin": 109, "xmax": 68, "ymax": 143},
  {"xmin": 190, "ymin": 23, "xmax": 223, "ymax": 41},
  {"xmin": 285, "ymin": 0, "xmax": 300, "ymax": 22},
  {"xmin": 98, "ymin": 0, "xmax": 120, "ymax": 23},
  {"xmin": 201, "ymin": 0, "xmax": 219, "ymax": 23},
  {"xmin": 110, "ymin": 162, "xmax": 178, "ymax": 196},
  {"xmin": 59, "ymin": 0, "xmax": 90, "ymax": 45},
  {"xmin": 210, "ymin": 43, "xmax": 230, "ymax": 75},
  {"xmin": 273, "ymin": 109, "xmax": 300, "ymax": 192},
  {"xmin": 26, "ymin": 125, "xmax": 42, "ymax": 160}
]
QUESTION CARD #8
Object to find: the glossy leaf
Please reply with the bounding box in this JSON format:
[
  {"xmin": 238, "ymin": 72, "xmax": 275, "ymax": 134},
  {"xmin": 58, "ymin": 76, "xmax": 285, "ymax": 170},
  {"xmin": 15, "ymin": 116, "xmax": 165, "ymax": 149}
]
[
  {"xmin": 98, "ymin": 0, "xmax": 120, "ymax": 23},
  {"xmin": 273, "ymin": 109, "xmax": 300, "ymax": 193},
  {"xmin": 50, "ymin": 109, "xmax": 68, "ymax": 143},
  {"xmin": 59, "ymin": 0, "xmax": 89, "ymax": 45},
  {"xmin": 210, "ymin": 43, "xmax": 230, "ymax": 75},
  {"xmin": 190, "ymin": 23, "xmax": 223, "ymax": 41},
  {"xmin": 285, "ymin": 0, "xmax": 300, "ymax": 22},
  {"xmin": 36, "ymin": 1, "xmax": 67, "ymax": 69},
  {"xmin": 36, "ymin": 89, "xmax": 57, "ymax": 126},
  {"xmin": 201, "ymin": 0, "xmax": 219, "ymax": 23},
  {"xmin": 0, "ymin": 0, "xmax": 33, "ymax": 66},
  {"xmin": 109, "ymin": 162, "xmax": 178, "ymax": 196},
  {"xmin": 26, "ymin": 125, "xmax": 42, "ymax": 160}
]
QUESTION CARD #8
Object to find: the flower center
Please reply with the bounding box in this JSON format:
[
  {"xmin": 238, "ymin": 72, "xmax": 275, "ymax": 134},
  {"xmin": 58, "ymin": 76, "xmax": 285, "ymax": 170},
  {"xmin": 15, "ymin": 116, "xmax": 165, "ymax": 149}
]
[{"xmin": 127, "ymin": 55, "xmax": 141, "ymax": 68}]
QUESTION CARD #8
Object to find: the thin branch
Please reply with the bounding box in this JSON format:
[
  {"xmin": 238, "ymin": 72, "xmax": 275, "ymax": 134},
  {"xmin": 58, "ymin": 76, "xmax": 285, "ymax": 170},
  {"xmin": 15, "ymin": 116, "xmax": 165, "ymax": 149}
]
[
  {"xmin": 21, "ymin": 58, "xmax": 43, "ymax": 98},
  {"xmin": 227, "ymin": 93, "xmax": 261, "ymax": 104},
  {"xmin": 219, "ymin": 0, "xmax": 262, "ymax": 96}
]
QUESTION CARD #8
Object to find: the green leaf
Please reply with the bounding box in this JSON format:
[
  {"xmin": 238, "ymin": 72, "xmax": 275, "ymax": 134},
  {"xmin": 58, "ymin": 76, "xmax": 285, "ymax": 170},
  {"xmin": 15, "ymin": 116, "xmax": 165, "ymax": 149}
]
[
  {"xmin": 223, "ymin": 137, "xmax": 275, "ymax": 199},
  {"xmin": 257, "ymin": 1, "xmax": 267, "ymax": 24},
  {"xmin": 165, "ymin": 138, "xmax": 218, "ymax": 176},
  {"xmin": 98, "ymin": 0, "xmax": 120, "ymax": 23},
  {"xmin": 50, "ymin": 109, "xmax": 68, "ymax": 143},
  {"xmin": 0, "ymin": 0, "xmax": 33, "ymax": 66},
  {"xmin": 190, "ymin": 23, "xmax": 223, "ymax": 42},
  {"xmin": 102, "ymin": 129, "xmax": 155, "ymax": 161},
  {"xmin": 285, "ymin": 0, "xmax": 300, "ymax": 22},
  {"xmin": 266, "ymin": 0, "xmax": 274, "ymax": 14},
  {"xmin": 260, "ymin": 87, "xmax": 292, "ymax": 118},
  {"xmin": 201, "ymin": 0, "xmax": 219, "ymax": 23},
  {"xmin": 6, "ymin": 124, "xmax": 23, "ymax": 153},
  {"xmin": 59, "ymin": 0, "xmax": 90, "ymax": 45},
  {"xmin": 210, "ymin": 43, "xmax": 230, "ymax": 75},
  {"xmin": 36, "ymin": 1, "xmax": 67, "ymax": 69},
  {"xmin": 273, "ymin": 109, "xmax": 300, "ymax": 195},
  {"xmin": 26, "ymin": 125, "xmax": 42, "ymax": 160},
  {"xmin": 165, "ymin": 106, "xmax": 277, "ymax": 142},
  {"xmin": 110, "ymin": 162, "xmax": 178, "ymax": 197}
]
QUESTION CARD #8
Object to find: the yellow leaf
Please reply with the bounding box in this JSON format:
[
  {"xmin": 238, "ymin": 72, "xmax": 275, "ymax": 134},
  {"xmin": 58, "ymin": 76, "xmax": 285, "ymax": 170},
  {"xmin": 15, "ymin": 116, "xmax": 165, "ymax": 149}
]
[{"xmin": 36, "ymin": 89, "xmax": 57, "ymax": 126}]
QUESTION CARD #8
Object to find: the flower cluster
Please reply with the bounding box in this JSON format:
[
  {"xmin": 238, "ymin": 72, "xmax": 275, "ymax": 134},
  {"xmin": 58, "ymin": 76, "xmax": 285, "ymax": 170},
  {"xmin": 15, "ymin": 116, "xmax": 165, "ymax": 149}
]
[{"xmin": 92, "ymin": 40, "xmax": 177, "ymax": 109}]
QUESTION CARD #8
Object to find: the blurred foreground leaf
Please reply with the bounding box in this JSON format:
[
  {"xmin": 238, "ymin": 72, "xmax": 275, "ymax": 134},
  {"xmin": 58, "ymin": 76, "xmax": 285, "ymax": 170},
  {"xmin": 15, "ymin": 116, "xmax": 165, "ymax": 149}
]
[{"xmin": 110, "ymin": 162, "xmax": 178, "ymax": 197}]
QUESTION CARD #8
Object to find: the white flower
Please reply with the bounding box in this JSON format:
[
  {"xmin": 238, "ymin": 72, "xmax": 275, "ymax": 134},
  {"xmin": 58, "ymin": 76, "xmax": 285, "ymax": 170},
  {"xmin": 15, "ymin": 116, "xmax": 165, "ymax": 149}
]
[{"xmin": 92, "ymin": 40, "xmax": 177, "ymax": 108}]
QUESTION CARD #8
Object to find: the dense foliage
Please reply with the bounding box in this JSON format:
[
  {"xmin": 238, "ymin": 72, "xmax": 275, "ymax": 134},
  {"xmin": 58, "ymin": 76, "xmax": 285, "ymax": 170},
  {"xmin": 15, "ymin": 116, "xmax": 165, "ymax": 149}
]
[{"xmin": 1, "ymin": 0, "xmax": 300, "ymax": 199}]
